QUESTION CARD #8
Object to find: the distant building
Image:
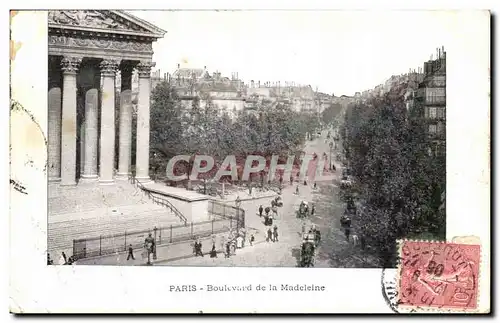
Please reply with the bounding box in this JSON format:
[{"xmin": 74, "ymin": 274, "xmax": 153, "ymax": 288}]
[
  {"xmin": 413, "ymin": 46, "xmax": 446, "ymax": 156},
  {"xmin": 147, "ymin": 64, "xmax": 245, "ymax": 119},
  {"xmin": 246, "ymin": 81, "xmax": 316, "ymax": 113}
]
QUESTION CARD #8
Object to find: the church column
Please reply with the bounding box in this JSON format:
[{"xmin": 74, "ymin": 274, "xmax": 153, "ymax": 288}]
[
  {"xmin": 60, "ymin": 56, "xmax": 82, "ymax": 186},
  {"xmin": 48, "ymin": 56, "xmax": 62, "ymax": 182},
  {"xmin": 99, "ymin": 59, "xmax": 120, "ymax": 184},
  {"xmin": 80, "ymin": 87, "xmax": 99, "ymax": 180},
  {"xmin": 116, "ymin": 64, "xmax": 134, "ymax": 179},
  {"xmin": 135, "ymin": 61, "xmax": 154, "ymax": 181}
]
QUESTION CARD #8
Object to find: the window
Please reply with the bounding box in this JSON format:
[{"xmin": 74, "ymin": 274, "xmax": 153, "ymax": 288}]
[
  {"xmin": 425, "ymin": 88, "xmax": 445, "ymax": 104},
  {"xmin": 429, "ymin": 124, "xmax": 437, "ymax": 134},
  {"xmin": 437, "ymin": 122, "xmax": 445, "ymax": 135},
  {"xmin": 437, "ymin": 143, "xmax": 446, "ymax": 156},
  {"xmin": 429, "ymin": 107, "xmax": 437, "ymax": 119},
  {"xmin": 432, "ymin": 76, "xmax": 446, "ymax": 87},
  {"xmin": 437, "ymin": 107, "xmax": 446, "ymax": 119}
]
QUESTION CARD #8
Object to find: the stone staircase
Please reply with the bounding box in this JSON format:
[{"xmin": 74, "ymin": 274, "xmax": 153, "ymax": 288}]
[{"xmin": 48, "ymin": 180, "xmax": 184, "ymax": 256}]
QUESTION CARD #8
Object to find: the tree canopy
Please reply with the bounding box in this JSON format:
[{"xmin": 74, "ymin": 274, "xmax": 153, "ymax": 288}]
[
  {"xmin": 149, "ymin": 82, "xmax": 322, "ymax": 184},
  {"xmin": 343, "ymin": 84, "xmax": 446, "ymax": 267}
]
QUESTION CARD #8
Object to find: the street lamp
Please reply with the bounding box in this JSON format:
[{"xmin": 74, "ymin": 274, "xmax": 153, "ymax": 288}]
[{"xmin": 153, "ymin": 226, "xmax": 158, "ymax": 260}]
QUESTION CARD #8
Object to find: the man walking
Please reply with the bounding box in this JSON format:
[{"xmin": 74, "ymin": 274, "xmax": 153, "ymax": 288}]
[
  {"xmin": 266, "ymin": 228, "xmax": 273, "ymax": 242},
  {"xmin": 144, "ymin": 233, "xmax": 155, "ymax": 265},
  {"xmin": 127, "ymin": 244, "xmax": 135, "ymax": 260},
  {"xmin": 273, "ymin": 225, "xmax": 279, "ymax": 242},
  {"xmin": 258, "ymin": 205, "xmax": 263, "ymax": 217}
]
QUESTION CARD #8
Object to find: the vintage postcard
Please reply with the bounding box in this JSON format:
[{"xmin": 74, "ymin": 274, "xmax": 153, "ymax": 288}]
[{"xmin": 9, "ymin": 6, "xmax": 490, "ymax": 314}]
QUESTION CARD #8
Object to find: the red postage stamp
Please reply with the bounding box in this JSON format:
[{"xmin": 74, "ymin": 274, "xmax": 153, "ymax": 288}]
[{"xmin": 398, "ymin": 241, "xmax": 480, "ymax": 310}]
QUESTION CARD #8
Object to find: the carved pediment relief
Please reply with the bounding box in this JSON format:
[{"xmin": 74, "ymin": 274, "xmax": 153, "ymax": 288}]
[{"xmin": 48, "ymin": 10, "xmax": 149, "ymax": 33}]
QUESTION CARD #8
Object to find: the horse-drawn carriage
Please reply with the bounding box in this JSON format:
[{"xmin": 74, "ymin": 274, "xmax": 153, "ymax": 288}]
[
  {"xmin": 300, "ymin": 233, "xmax": 316, "ymax": 267},
  {"xmin": 271, "ymin": 196, "xmax": 283, "ymax": 208},
  {"xmin": 297, "ymin": 201, "xmax": 309, "ymax": 218}
]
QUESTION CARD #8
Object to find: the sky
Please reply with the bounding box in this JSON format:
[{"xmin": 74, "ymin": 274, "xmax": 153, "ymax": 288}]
[{"xmin": 131, "ymin": 10, "xmax": 459, "ymax": 96}]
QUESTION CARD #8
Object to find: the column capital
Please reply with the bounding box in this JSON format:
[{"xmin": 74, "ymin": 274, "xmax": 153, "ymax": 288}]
[
  {"xmin": 136, "ymin": 61, "xmax": 155, "ymax": 78},
  {"xmin": 61, "ymin": 56, "xmax": 82, "ymax": 75},
  {"xmin": 100, "ymin": 59, "xmax": 121, "ymax": 77}
]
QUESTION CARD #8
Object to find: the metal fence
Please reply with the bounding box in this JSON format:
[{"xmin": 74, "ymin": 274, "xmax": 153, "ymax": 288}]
[
  {"xmin": 73, "ymin": 217, "xmax": 240, "ymax": 260},
  {"xmin": 72, "ymin": 201, "xmax": 245, "ymax": 260},
  {"xmin": 208, "ymin": 200, "xmax": 245, "ymax": 231}
]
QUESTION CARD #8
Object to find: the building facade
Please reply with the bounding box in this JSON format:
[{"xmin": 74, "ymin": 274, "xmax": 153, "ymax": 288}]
[
  {"xmin": 414, "ymin": 47, "xmax": 446, "ymax": 156},
  {"xmin": 48, "ymin": 10, "xmax": 165, "ymax": 185}
]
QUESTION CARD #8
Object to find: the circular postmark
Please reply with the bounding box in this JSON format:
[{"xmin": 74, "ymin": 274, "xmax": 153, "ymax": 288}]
[
  {"xmin": 381, "ymin": 267, "xmax": 401, "ymax": 313},
  {"xmin": 381, "ymin": 267, "xmax": 417, "ymax": 314}
]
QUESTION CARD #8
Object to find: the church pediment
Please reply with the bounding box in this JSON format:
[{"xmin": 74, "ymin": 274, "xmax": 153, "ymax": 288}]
[{"xmin": 48, "ymin": 10, "xmax": 165, "ymax": 39}]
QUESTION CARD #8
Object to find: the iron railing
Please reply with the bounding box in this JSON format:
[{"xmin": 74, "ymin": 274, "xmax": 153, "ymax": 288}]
[
  {"xmin": 72, "ymin": 216, "xmax": 240, "ymax": 260},
  {"xmin": 208, "ymin": 199, "xmax": 245, "ymax": 233},
  {"xmin": 71, "ymin": 180, "xmax": 246, "ymax": 261},
  {"xmin": 128, "ymin": 174, "xmax": 188, "ymax": 225}
]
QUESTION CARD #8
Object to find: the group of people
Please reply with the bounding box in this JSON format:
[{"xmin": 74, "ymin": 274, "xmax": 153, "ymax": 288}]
[
  {"xmin": 258, "ymin": 203, "xmax": 278, "ymax": 227},
  {"xmin": 266, "ymin": 225, "xmax": 279, "ymax": 243},
  {"xmin": 47, "ymin": 252, "xmax": 75, "ymax": 265}
]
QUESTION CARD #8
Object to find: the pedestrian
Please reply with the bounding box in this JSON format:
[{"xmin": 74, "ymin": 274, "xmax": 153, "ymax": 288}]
[
  {"xmin": 295, "ymin": 185, "xmax": 299, "ymax": 195},
  {"xmin": 225, "ymin": 242, "xmax": 231, "ymax": 258},
  {"xmin": 194, "ymin": 240, "xmax": 203, "ymax": 257},
  {"xmin": 258, "ymin": 205, "xmax": 263, "ymax": 217},
  {"xmin": 264, "ymin": 214, "xmax": 269, "ymax": 226},
  {"xmin": 210, "ymin": 242, "xmax": 218, "ymax": 258},
  {"xmin": 340, "ymin": 215, "xmax": 352, "ymax": 241},
  {"xmin": 58, "ymin": 253, "xmax": 66, "ymax": 265},
  {"xmin": 127, "ymin": 244, "xmax": 135, "ymax": 260},
  {"xmin": 279, "ymin": 176, "xmax": 283, "ymax": 187},
  {"xmin": 311, "ymin": 204, "xmax": 315, "ymax": 216},
  {"xmin": 47, "ymin": 253, "xmax": 53, "ymax": 265},
  {"xmin": 290, "ymin": 175, "xmax": 293, "ymax": 185},
  {"xmin": 303, "ymin": 179, "xmax": 307, "ymax": 186},
  {"xmin": 250, "ymin": 234, "xmax": 255, "ymax": 246},
  {"xmin": 62, "ymin": 251, "xmax": 67, "ymax": 264},
  {"xmin": 273, "ymin": 225, "xmax": 279, "ymax": 242},
  {"xmin": 313, "ymin": 182, "xmax": 317, "ymax": 190},
  {"xmin": 266, "ymin": 228, "xmax": 273, "ymax": 242},
  {"xmin": 265, "ymin": 206, "xmax": 270, "ymax": 216}
]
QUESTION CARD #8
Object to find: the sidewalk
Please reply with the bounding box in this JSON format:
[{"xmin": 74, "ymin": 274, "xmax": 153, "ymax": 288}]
[
  {"xmin": 165, "ymin": 171, "xmax": 328, "ymax": 267},
  {"xmin": 75, "ymin": 225, "xmax": 268, "ymax": 266},
  {"xmin": 214, "ymin": 189, "xmax": 278, "ymax": 203}
]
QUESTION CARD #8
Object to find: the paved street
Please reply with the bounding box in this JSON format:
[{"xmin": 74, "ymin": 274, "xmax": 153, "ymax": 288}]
[
  {"xmin": 163, "ymin": 129, "xmax": 380, "ymax": 267},
  {"xmin": 71, "ymin": 128, "xmax": 382, "ymax": 267}
]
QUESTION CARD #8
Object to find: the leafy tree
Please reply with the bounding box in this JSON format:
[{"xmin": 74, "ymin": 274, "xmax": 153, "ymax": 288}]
[
  {"xmin": 343, "ymin": 83, "xmax": 446, "ymax": 267},
  {"xmin": 321, "ymin": 103, "xmax": 343, "ymax": 125},
  {"xmin": 149, "ymin": 81, "xmax": 185, "ymax": 176}
]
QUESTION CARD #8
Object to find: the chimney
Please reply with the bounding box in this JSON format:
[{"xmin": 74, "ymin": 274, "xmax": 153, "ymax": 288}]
[{"xmin": 436, "ymin": 47, "xmax": 439, "ymax": 60}]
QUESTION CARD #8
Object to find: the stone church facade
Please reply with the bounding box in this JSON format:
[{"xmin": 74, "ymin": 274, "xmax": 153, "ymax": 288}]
[{"xmin": 47, "ymin": 10, "xmax": 165, "ymax": 185}]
